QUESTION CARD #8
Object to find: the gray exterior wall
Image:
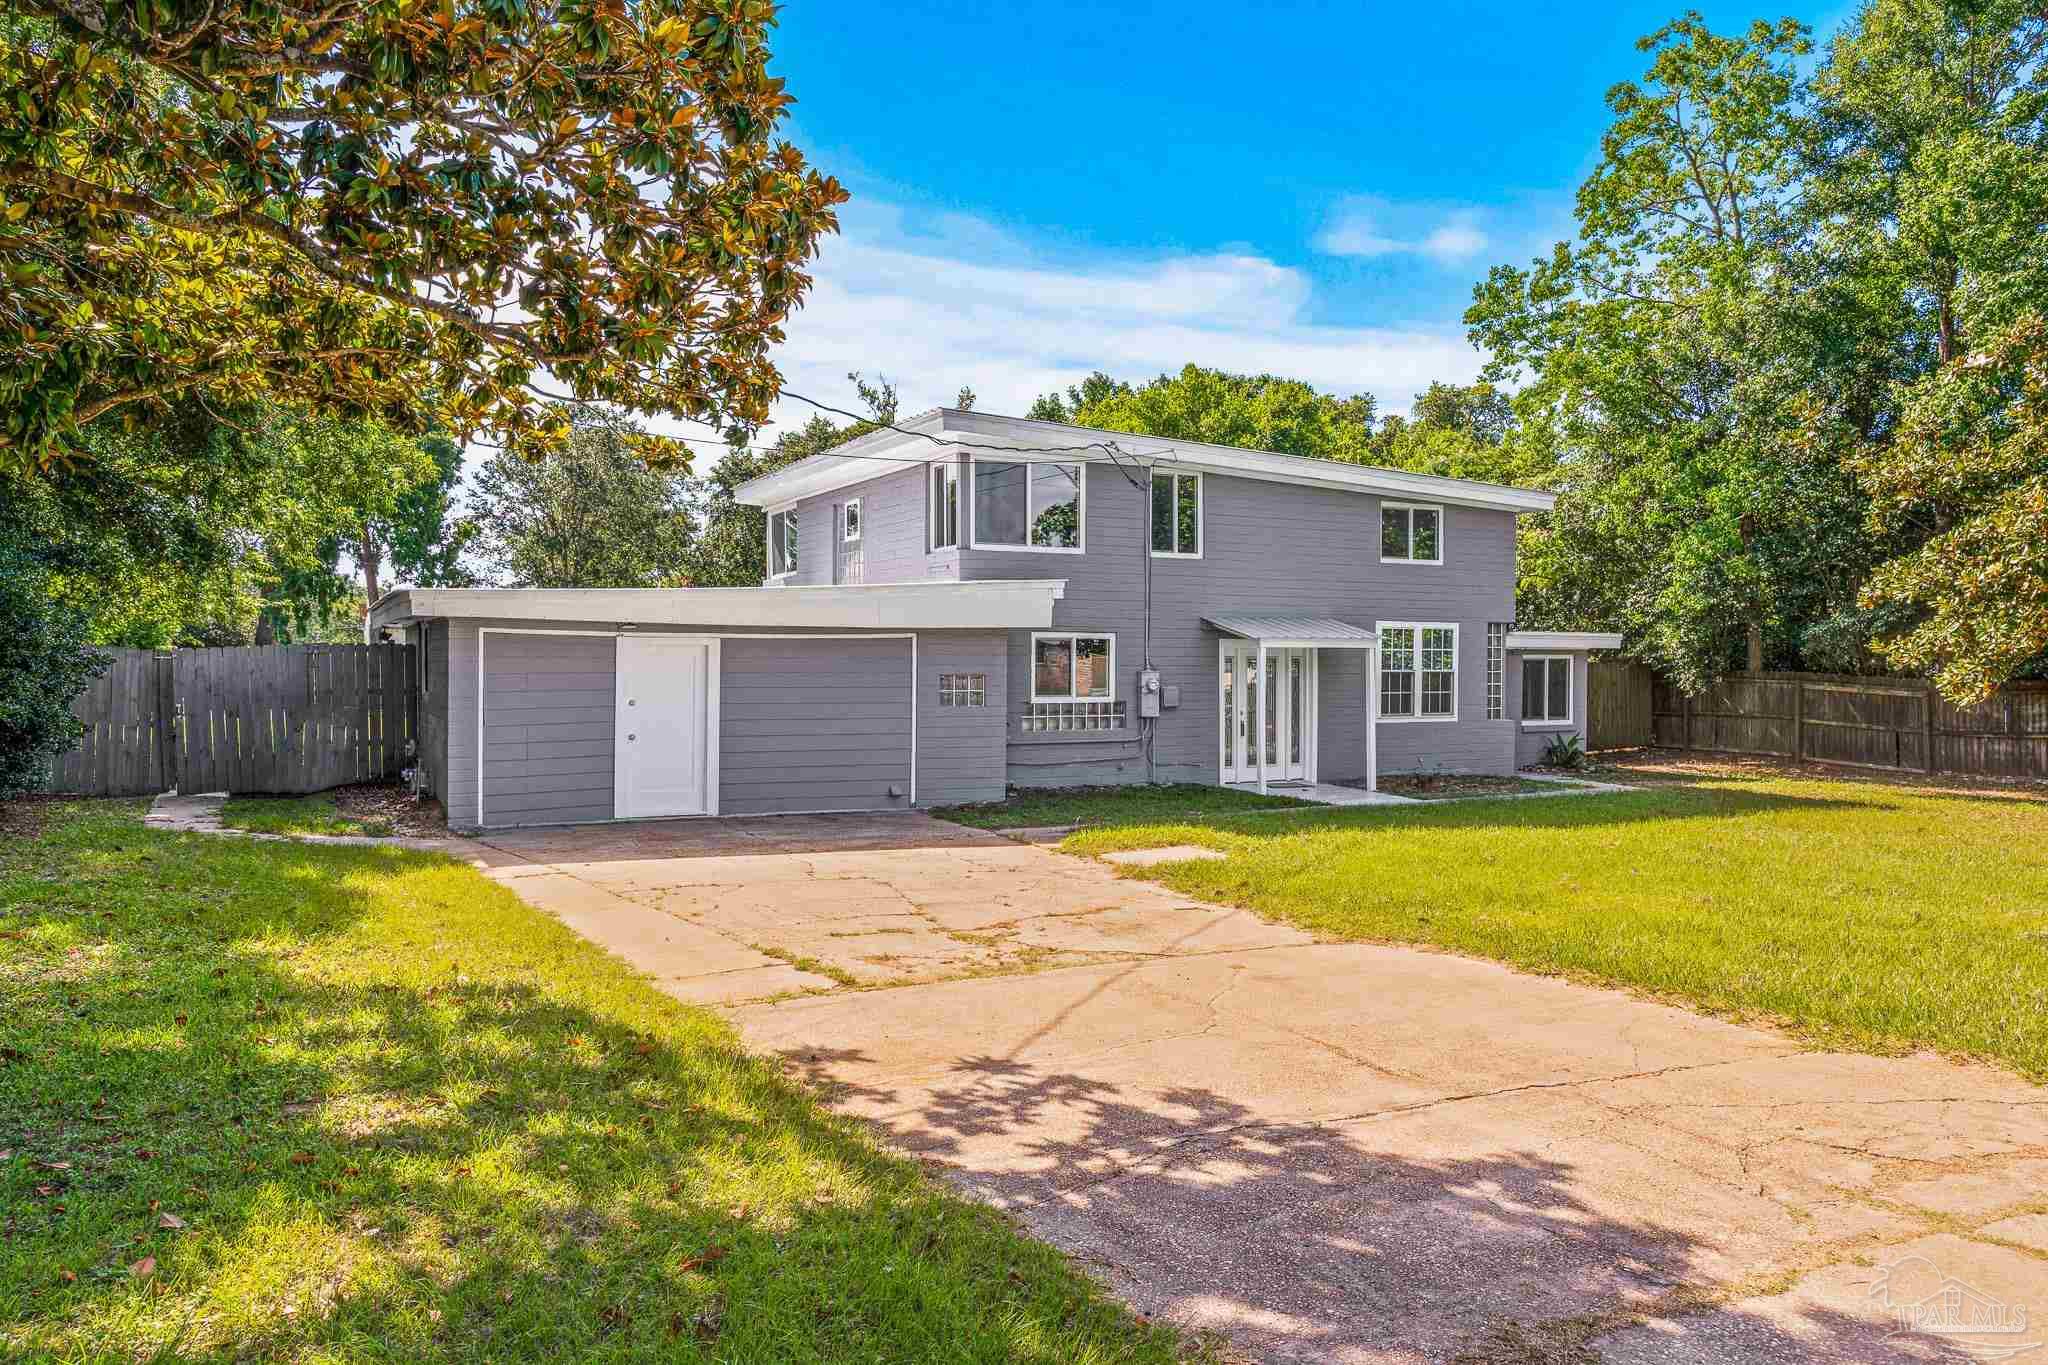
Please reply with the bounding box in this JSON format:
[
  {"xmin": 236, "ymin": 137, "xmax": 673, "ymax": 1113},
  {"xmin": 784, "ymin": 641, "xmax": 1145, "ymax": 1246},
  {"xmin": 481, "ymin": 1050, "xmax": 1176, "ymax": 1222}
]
[
  {"xmin": 775, "ymin": 461, "xmax": 958, "ymax": 587},
  {"xmin": 436, "ymin": 620, "xmax": 1005, "ymax": 830},
  {"xmin": 479, "ymin": 631, "xmax": 617, "ymax": 829},
  {"xmin": 1510, "ymin": 649, "xmax": 1591, "ymax": 767},
  {"xmin": 719, "ymin": 636, "xmax": 912, "ymax": 814},
  {"xmin": 412, "ymin": 621, "xmax": 451, "ymax": 803},
  {"xmin": 951, "ymin": 464, "xmax": 1521, "ymax": 784}
]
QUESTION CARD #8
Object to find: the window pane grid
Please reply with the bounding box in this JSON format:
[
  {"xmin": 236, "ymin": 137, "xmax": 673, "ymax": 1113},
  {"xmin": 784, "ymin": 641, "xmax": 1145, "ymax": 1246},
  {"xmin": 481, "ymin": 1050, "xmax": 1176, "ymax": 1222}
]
[
  {"xmin": 1486, "ymin": 622, "xmax": 1507, "ymax": 719},
  {"xmin": 938, "ymin": 673, "xmax": 986, "ymax": 707},
  {"xmin": 1379, "ymin": 623, "xmax": 1457, "ymax": 719}
]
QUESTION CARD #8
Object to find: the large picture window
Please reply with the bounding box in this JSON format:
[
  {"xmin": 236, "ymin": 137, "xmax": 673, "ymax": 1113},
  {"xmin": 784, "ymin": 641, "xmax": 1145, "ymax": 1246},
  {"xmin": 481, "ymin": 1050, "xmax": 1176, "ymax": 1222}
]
[
  {"xmin": 1379, "ymin": 623, "xmax": 1457, "ymax": 720},
  {"xmin": 1522, "ymin": 655, "xmax": 1572, "ymax": 725},
  {"xmin": 1151, "ymin": 472, "xmax": 1201, "ymax": 556},
  {"xmin": 930, "ymin": 462, "xmax": 960, "ymax": 551},
  {"xmin": 974, "ymin": 460, "xmax": 1082, "ymax": 551},
  {"xmin": 1032, "ymin": 633, "xmax": 1114, "ymax": 701},
  {"xmin": 1380, "ymin": 502, "xmax": 1443, "ymax": 564},
  {"xmin": 768, "ymin": 507, "xmax": 798, "ymax": 577}
]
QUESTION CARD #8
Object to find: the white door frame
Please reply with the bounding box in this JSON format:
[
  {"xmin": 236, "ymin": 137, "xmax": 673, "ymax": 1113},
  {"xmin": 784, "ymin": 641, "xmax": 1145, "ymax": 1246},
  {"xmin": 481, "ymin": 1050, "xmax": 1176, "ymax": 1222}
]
[
  {"xmin": 614, "ymin": 633, "xmax": 722, "ymax": 819},
  {"xmin": 1217, "ymin": 641, "xmax": 1317, "ymax": 787}
]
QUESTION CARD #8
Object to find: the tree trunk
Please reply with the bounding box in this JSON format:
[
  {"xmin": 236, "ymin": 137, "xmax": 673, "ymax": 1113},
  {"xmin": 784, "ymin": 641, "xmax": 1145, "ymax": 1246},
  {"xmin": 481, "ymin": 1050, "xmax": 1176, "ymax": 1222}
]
[
  {"xmin": 1746, "ymin": 623, "xmax": 1764, "ymax": 673},
  {"xmin": 359, "ymin": 527, "xmax": 383, "ymax": 608}
]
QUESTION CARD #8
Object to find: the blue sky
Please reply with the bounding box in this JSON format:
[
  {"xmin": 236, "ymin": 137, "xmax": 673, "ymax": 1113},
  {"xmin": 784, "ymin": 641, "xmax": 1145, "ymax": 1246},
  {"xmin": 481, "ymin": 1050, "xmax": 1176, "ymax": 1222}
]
[{"xmin": 749, "ymin": 0, "xmax": 1849, "ymax": 432}]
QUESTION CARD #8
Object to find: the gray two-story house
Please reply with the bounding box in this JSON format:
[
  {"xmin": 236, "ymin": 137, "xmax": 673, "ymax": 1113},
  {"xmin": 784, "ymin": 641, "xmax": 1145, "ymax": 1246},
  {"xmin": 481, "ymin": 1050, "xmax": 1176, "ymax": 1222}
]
[{"xmin": 368, "ymin": 409, "xmax": 1617, "ymax": 831}]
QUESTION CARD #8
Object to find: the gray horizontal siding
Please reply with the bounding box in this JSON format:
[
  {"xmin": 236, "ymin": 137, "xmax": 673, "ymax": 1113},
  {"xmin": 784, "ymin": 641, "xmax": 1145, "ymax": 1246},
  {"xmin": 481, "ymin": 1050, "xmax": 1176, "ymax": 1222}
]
[
  {"xmin": 719, "ymin": 637, "xmax": 914, "ymax": 814},
  {"xmin": 780, "ymin": 461, "xmax": 956, "ymax": 586},
  {"xmin": 478, "ymin": 631, "xmax": 617, "ymax": 829},
  {"xmin": 916, "ymin": 631, "xmax": 1008, "ymax": 805},
  {"xmin": 957, "ymin": 467, "xmax": 1521, "ymax": 784}
]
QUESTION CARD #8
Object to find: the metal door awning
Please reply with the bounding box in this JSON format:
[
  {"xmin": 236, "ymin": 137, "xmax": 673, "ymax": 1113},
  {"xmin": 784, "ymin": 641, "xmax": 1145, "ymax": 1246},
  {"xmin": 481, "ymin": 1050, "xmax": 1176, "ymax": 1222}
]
[{"xmin": 1203, "ymin": 615, "xmax": 1378, "ymax": 648}]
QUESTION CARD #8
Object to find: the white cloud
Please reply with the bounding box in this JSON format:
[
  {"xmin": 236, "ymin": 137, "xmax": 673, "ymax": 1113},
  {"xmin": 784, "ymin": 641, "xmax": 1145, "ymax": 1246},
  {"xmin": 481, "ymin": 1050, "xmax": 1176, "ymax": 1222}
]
[
  {"xmin": 705, "ymin": 200, "xmax": 1485, "ymax": 447},
  {"xmin": 1314, "ymin": 197, "xmax": 1490, "ymax": 265}
]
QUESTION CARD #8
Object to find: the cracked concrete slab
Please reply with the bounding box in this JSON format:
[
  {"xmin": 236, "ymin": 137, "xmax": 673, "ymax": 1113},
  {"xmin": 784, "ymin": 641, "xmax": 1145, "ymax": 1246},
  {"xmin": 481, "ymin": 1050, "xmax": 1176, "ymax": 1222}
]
[{"xmin": 478, "ymin": 811, "xmax": 2048, "ymax": 1364}]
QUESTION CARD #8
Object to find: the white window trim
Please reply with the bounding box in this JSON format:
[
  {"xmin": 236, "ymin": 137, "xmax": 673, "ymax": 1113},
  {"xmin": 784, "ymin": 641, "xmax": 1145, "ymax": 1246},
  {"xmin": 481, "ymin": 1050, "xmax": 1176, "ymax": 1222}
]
[
  {"xmin": 929, "ymin": 461, "xmax": 960, "ymax": 553},
  {"xmin": 1376, "ymin": 620, "xmax": 1459, "ymax": 723},
  {"xmin": 1520, "ymin": 653, "xmax": 1575, "ymax": 728},
  {"xmin": 969, "ymin": 457, "xmax": 1087, "ymax": 555},
  {"xmin": 1029, "ymin": 631, "xmax": 1116, "ymax": 702},
  {"xmin": 766, "ymin": 504, "xmax": 798, "ymax": 580},
  {"xmin": 1379, "ymin": 500, "xmax": 1445, "ymax": 566},
  {"xmin": 841, "ymin": 497, "xmax": 862, "ymax": 543},
  {"xmin": 1150, "ymin": 471, "xmax": 1204, "ymax": 559}
]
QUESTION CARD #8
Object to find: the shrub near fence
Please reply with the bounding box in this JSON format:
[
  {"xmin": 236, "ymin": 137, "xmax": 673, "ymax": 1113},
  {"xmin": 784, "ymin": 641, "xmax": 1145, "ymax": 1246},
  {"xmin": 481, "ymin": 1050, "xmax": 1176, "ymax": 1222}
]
[
  {"xmin": 1648, "ymin": 670, "xmax": 2048, "ymax": 780},
  {"xmin": 42, "ymin": 643, "xmax": 418, "ymax": 797}
]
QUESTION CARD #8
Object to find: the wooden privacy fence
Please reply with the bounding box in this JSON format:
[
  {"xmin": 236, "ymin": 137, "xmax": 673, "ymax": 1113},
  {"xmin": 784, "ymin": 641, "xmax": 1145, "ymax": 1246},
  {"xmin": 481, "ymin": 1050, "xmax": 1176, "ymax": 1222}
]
[
  {"xmin": 41, "ymin": 649, "xmax": 178, "ymax": 797},
  {"xmin": 1587, "ymin": 659, "xmax": 1657, "ymax": 750},
  {"xmin": 42, "ymin": 643, "xmax": 418, "ymax": 797},
  {"xmin": 1649, "ymin": 670, "xmax": 2048, "ymax": 779}
]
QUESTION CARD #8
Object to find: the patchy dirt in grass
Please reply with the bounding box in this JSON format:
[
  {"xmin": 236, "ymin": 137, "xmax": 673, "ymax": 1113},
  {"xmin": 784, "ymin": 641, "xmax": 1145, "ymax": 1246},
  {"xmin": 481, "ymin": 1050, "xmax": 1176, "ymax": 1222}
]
[
  {"xmin": 1344, "ymin": 773, "xmax": 1562, "ymax": 800},
  {"xmin": 327, "ymin": 783, "xmax": 447, "ymax": 836},
  {"xmin": 1593, "ymin": 747, "xmax": 2048, "ymax": 801},
  {"xmin": 0, "ymin": 794, "xmax": 73, "ymax": 840}
]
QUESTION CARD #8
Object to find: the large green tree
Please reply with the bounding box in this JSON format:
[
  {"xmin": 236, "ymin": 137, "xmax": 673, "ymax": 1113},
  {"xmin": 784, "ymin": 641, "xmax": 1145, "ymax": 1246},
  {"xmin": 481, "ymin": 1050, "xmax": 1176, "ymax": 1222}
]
[
  {"xmin": 0, "ymin": 500, "xmax": 104, "ymax": 793},
  {"xmin": 466, "ymin": 410, "xmax": 698, "ymax": 588},
  {"xmin": 1040, "ymin": 364, "xmax": 1382, "ymax": 462},
  {"xmin": 0, "ymin": 0, "xmax": 844, "ymax": 471}
]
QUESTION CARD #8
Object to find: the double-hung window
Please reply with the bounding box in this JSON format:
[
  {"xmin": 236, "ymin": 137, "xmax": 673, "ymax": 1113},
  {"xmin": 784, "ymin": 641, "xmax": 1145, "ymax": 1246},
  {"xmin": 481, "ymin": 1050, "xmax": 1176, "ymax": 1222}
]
[
  {"xmin": 1379, "ymin": 623, "xmax": 1458, "ymax": 720},
  {"xmin": 973, "ymin": 459, "xmax": 1082, "ymax": 551},
  {"xmin": 768, "ymin": 507, "xmax": 798, "ymax": 578},
  {"xmin": 930, "ymin": 462, "xmax": 960, "ymax": 551},
  {"xmin": 1380, "ymin": 502, "xmax": 1443, "ymax": 564},
  {"xmin": 1031, "ymin": 633, "xmax": 1113, "ymax": 701},
  {"xmin": 1150, "ymin": 472, "xmax": 1201, "ymax": 556},
  {"xmin": 1521, "ymin": 655, "xmax": 1572, "ymax": 726}
]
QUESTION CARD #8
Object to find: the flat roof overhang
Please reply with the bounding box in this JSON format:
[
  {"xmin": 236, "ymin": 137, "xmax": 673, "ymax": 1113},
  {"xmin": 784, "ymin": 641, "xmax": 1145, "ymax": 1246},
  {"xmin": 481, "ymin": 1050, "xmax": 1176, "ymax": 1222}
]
[
  {"xmin": 368, "ymin": 580, "xmax": 1067, "ymax": 633},
  {"xmin": 1505, "ymin": 630, "xmax": 1625, "ymax": 651}
]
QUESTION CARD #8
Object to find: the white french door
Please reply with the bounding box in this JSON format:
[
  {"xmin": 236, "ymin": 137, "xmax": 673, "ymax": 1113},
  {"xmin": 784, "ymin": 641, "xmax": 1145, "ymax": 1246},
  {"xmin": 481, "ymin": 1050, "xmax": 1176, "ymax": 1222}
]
[
  {"xmin": 615, "ymin": 636, "xmax": 719, "ymax": 818},
  {"xmin": 1219, "ymin": 643, "xmax": 1314, "ymax": 784}
]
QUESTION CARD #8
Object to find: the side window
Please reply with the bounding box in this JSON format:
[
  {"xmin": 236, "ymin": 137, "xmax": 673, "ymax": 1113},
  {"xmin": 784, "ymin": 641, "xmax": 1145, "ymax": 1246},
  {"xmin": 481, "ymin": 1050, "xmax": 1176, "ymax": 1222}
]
[
  {"xmin": 768, "ymin": 508, "xmax": 798, "ymax": 577},
  {"xmin": 1150, "ymin": 473, "xmax": 1201, "ymax": 556},
  {"xmin": 930, "ymin": 462, "xmax": 960, "ymax": 551},
  {"xmin": 1378, "ymin": 623, "xmax": 1458, "ymax": 719},
  {"xmin": 973, "ymin": 460, "xmax": 1083, "ymax": 550},
  {"xmin": 1522, "ymin": 656, "xmax": 1572, "ymax": 724},
  {"xmin": 1380, "ymin": 502, "xmax": 1443, "ymax": 564},
  {"xmin": 842, "ymin": 498, "xmax": 862, "ymax": 542},
  {"xmin": 1031, "ymin": 633, "xmax": 1114, "ymax": 701}
]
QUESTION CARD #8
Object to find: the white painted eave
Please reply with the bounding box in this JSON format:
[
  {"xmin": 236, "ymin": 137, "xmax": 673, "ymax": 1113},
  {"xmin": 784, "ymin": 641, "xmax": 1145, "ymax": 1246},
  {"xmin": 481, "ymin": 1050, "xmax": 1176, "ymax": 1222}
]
[
  {"xmin": 368, "ymin": 579, "xmax": 1067, "ymax": 632},
  {"xmin": 1506, "ymin": 631, "xmax": 1625, "ymax": 651},
  {"xmin": 732, "ymin": 408, "xmax": 1557, "ymax": 514}
]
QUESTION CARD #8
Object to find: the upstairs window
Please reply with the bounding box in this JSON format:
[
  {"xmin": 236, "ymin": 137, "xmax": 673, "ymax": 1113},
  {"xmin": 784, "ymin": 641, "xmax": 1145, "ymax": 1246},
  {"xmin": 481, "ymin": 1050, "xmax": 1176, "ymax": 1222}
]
[
  {"xmin": 1151, "ymin": 472, "xmax": 1202, "ymax": 557},
  {"xmin": 1522, "ymin": 655, "xmax": 1572, "ymax": 724},
  {"xmin": 930, "ymin": 463, "xmax": 960, "ymax": 551},
  {"xmin": 974, "ymin": 460, "xmax": 1082, "ymax": 551},
  {"xmin": 768, "ymin": 508, "xmax": 798, "ymax": 577},
  {"xmin": 1381, "ymin": 502, "xmax": 1443, "ymax": 564},
  {"xmin": 1380, "ymin": 623, "xmax": 1457, "ymax": 720},
  {"xmin": 1032, "ymin": 633, "xmax": 1113, "ymax": 701},
  {"xmin": 842, "ymin": 497, "xmax": 862, "ymax": 542}
]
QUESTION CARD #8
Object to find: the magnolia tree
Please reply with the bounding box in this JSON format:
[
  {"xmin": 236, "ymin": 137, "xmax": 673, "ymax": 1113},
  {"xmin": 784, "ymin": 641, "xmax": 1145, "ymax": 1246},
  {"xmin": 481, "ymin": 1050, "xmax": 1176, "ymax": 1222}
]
[{"xmin": 0, "ymin": 0, "xmax": 846, "ymax": 471}]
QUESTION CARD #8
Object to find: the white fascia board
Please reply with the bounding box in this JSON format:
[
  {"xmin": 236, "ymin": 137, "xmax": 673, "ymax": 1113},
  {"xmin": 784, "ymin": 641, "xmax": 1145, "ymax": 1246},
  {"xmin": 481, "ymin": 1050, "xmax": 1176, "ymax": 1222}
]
[
  {"xmin": 732, "ymin": 410, "xmax": 949, "ymax": 507},
  {"xmin": 1505, "ymin": 631, "xmax": 1625, "ymax": 651},
  {"xmin": 735, "ymin": 408, "xmax": 1556, "ymax": 514},
  {"xmin": 372, "ymin": 580, "xmax": 1067, "ymax": 632}
]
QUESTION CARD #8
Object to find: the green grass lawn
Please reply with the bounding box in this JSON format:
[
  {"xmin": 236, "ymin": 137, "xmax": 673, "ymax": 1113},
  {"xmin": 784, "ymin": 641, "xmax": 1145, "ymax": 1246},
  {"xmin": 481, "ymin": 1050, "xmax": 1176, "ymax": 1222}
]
[
  {"xmin": 219, "ymin": 793, "xmax": 393, "ymax": 838},
  {"xmin": 1, "ymin": 801, "xmax": 1197, "ymax": 1363},
  {"xmin": 1065, "ymin": 772, "xmax": 2048, "ymax": 1081},
  {"xmin": 937, "ymin": 782, "xmax": 1312, "ymax": 829}
]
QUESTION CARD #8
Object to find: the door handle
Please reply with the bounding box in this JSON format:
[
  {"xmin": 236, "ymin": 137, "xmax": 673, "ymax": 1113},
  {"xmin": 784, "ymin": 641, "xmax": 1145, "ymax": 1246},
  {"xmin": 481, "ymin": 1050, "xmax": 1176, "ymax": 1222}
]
[{"xmin": 627, "ymin": 733, "xmax": 636, "ymax": 741}]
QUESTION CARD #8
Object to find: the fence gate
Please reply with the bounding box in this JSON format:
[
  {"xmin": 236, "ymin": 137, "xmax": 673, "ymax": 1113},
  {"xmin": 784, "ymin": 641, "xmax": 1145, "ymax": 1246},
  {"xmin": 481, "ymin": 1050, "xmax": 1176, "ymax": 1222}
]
[{"xmin": 42, "ymin": 643, "xmax": 417, "ymax": 797}]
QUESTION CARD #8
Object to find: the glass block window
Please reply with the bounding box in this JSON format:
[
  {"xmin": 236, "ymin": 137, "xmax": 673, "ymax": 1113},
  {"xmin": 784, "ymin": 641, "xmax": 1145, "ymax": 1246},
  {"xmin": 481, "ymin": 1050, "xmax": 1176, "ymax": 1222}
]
[
  {"xmin": 1020, "ymin": 700, "xmax": 1127, "ymax": 732},
  {"xmin": 1486, "ymin": 622, "xmax": 1509, "ymax": 719},
  {"xmin": 938, "ymin": 673, "xmax": 987, "ymax": 707}
]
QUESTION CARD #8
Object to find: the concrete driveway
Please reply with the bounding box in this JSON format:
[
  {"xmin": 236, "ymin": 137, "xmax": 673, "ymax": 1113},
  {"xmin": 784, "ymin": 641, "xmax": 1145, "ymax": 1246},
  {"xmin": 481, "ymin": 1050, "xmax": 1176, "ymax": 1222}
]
[{"xmin": 470, "ymin": 813, "xmax": 2048, "ymax": 1365}]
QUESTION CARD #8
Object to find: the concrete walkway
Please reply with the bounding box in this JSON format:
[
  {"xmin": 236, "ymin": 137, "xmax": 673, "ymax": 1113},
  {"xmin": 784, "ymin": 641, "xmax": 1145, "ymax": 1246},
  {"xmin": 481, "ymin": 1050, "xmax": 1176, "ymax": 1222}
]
[{"xmin": 474, "ymin": 812, "xmax": 2048, "ymax": 1365}]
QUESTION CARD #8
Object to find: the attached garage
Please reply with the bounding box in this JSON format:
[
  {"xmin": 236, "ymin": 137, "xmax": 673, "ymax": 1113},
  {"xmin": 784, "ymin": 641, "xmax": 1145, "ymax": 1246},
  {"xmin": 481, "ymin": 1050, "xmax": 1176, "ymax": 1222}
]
[{"xmin": 373, "ymin": 582, "xmax": 1059, "ymax": 832}]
